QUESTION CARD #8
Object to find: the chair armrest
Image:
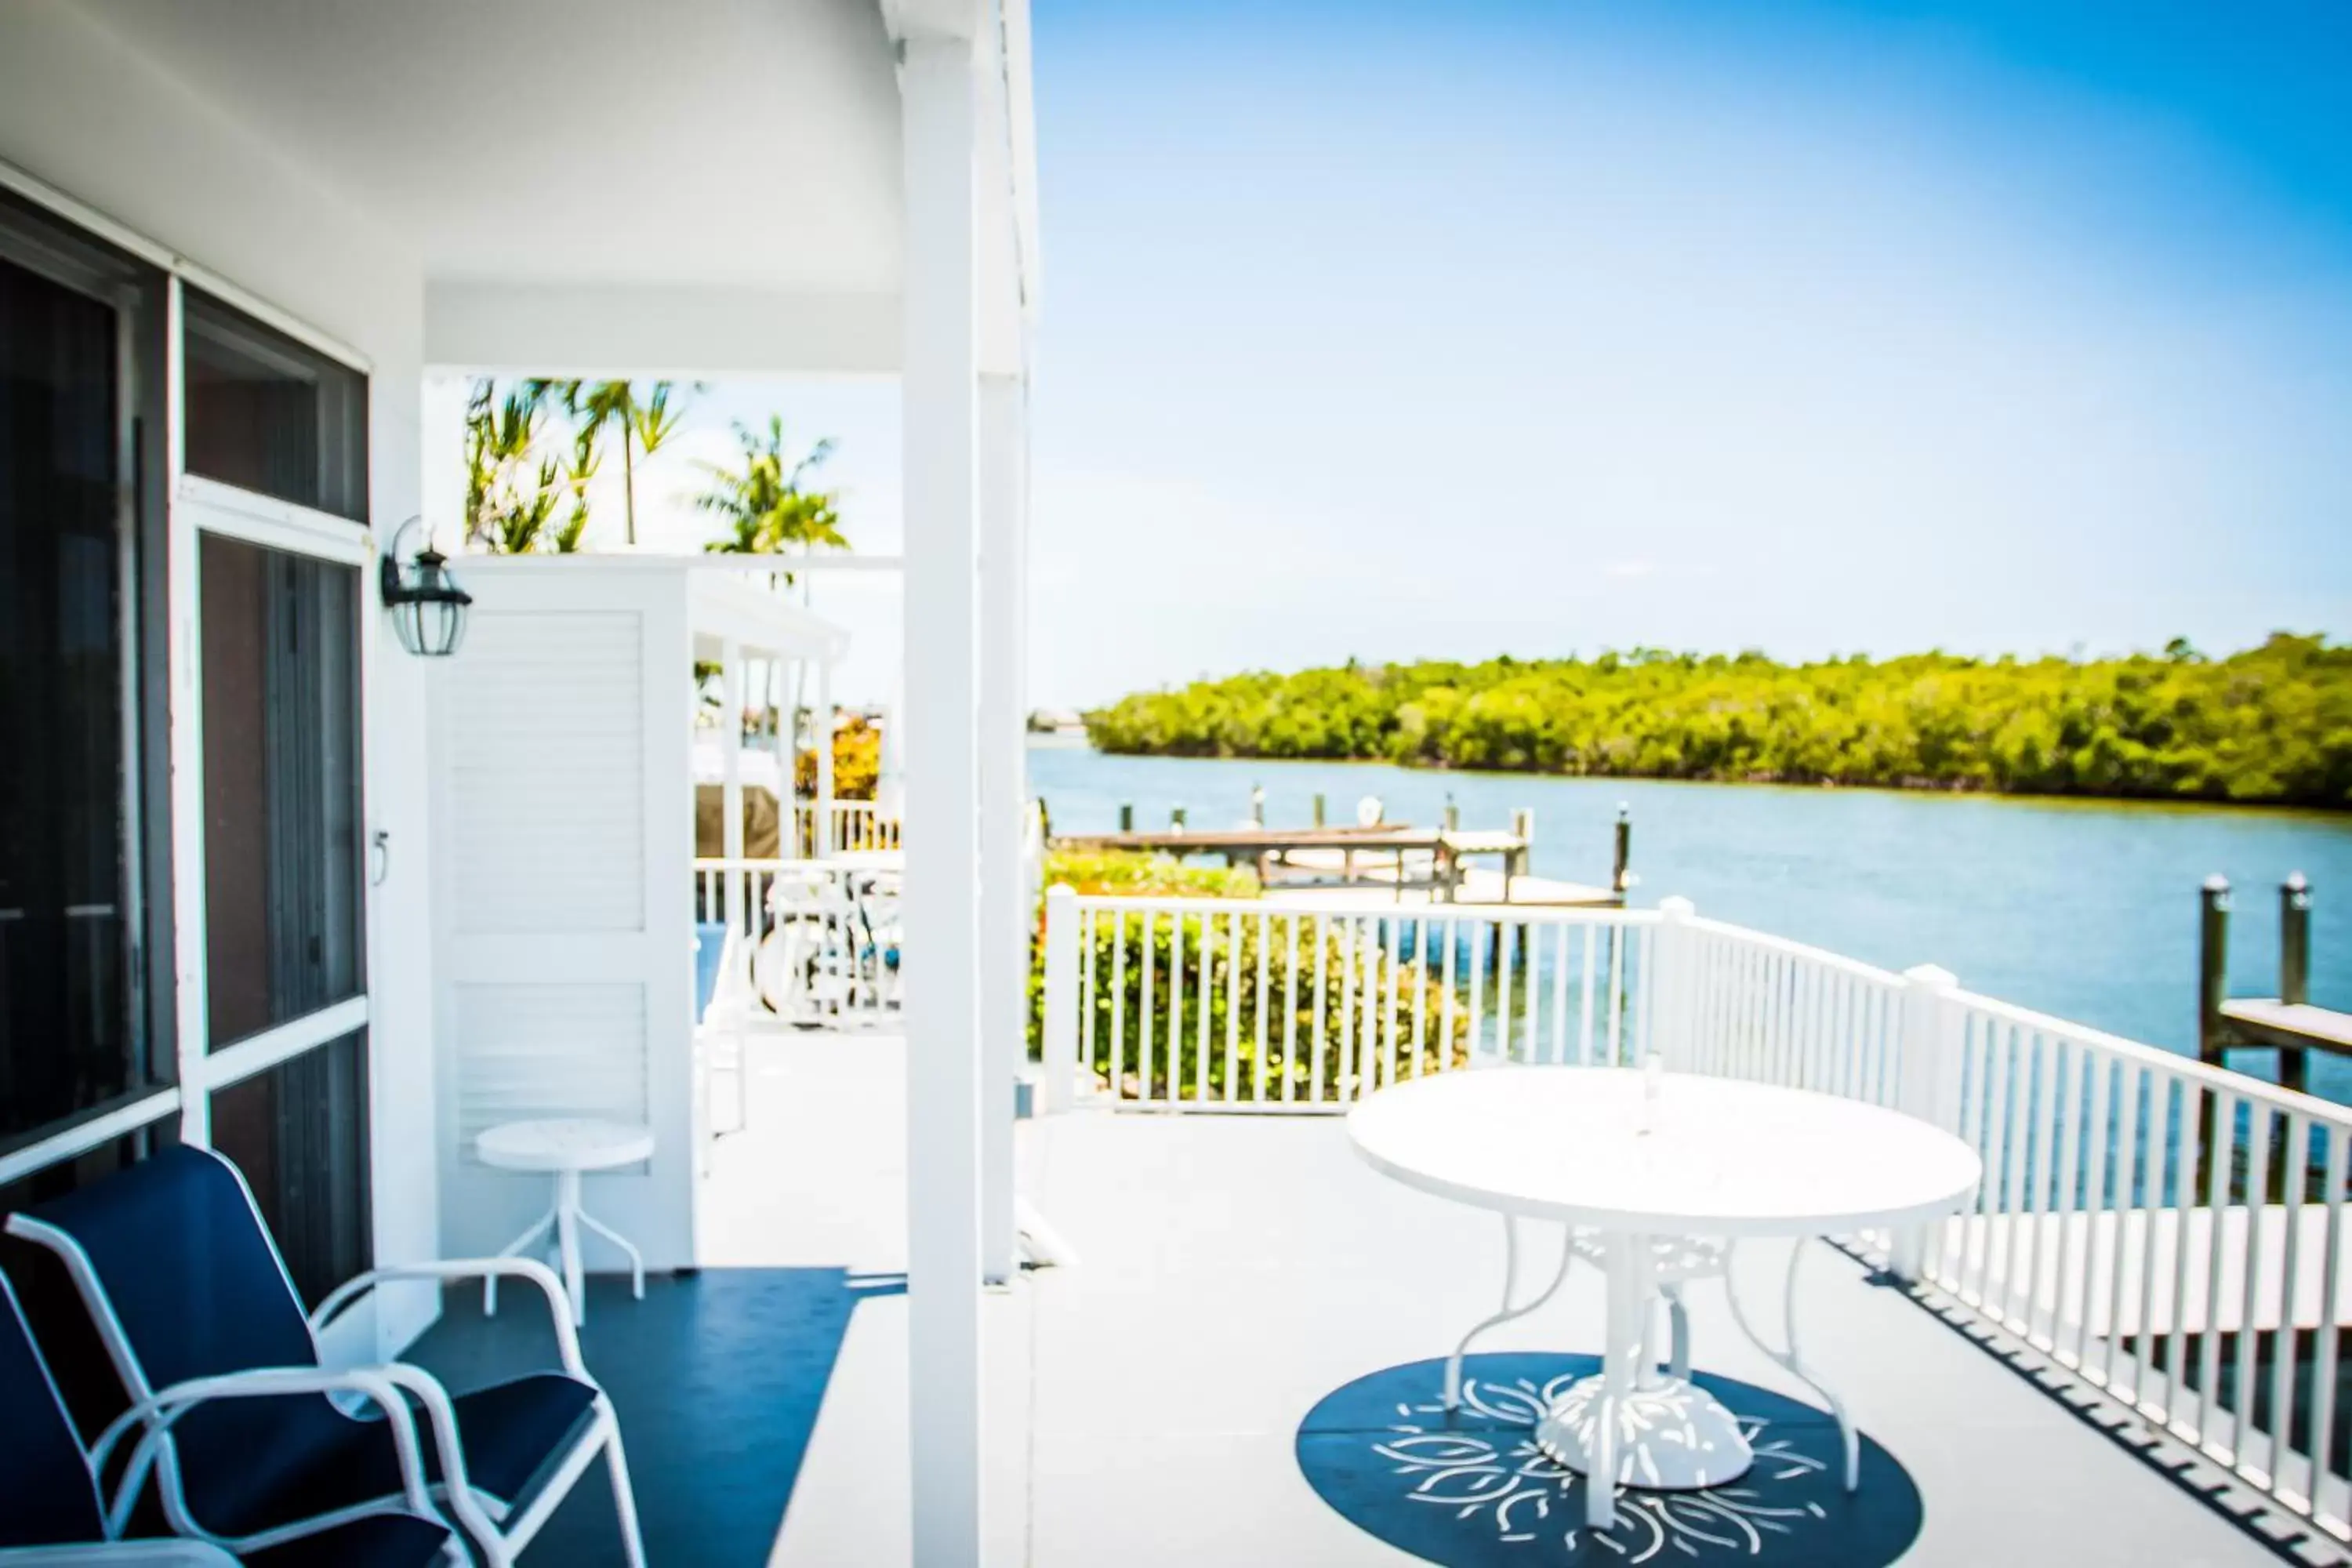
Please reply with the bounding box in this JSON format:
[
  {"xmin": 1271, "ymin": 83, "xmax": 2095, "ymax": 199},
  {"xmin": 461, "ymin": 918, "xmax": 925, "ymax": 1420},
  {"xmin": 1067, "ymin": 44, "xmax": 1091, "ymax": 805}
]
[
  {"xmin": 310, "ymin": 1259, "xmax": 585, "ymax": 1377},
  {"xmin": 0, "ymin": 1544, "xmax": 240, "ymax": 1566},
  {"xmin": 89, "ymin": 1367, "xmax": 440, "ymax": 1539}
]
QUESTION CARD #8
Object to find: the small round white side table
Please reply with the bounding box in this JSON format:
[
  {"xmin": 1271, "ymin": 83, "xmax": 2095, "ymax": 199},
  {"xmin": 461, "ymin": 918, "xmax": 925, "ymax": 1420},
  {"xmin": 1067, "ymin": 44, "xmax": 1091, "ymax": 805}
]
[{"xmin": 477, "ymin": 1118, "xmax": 655, "ymax": 1326}]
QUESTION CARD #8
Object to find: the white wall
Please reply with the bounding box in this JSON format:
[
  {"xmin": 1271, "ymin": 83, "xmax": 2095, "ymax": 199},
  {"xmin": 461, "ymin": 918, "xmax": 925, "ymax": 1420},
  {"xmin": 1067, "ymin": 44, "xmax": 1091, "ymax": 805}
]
[{"xmin": 0, "ymin": 3, "xmax": 441, "ymax": 1356}]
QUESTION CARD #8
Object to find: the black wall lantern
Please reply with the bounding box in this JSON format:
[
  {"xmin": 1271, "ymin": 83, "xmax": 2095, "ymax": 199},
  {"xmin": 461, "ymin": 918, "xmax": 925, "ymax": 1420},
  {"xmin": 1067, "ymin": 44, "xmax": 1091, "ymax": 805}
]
[{"xmin": 379, "ymin": 517, "xmax": 471, "ymax": 658}]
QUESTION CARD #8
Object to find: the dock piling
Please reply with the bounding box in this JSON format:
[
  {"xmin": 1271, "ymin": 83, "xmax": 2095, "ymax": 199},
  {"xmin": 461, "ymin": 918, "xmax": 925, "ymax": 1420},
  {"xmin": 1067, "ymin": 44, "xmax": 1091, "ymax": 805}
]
[
  {"xmin": 2198, "ymin": 876, "xmax": 2230, "ymax": 1169},
  {"xmin": 1171, "ymin": 805, "xmax": 1186, "ymax": 829},
  {"xmin": 1312, "ymin": 793, "xmax": 1326, "ymax": 828},
  {"xmin": 2281, "ymin": 873, "xmax": 2312, "ymax": 1094},
  {"xmin": 1118, "ymin": 802, "xmax": 1134, "ymax": 832},
  {"xmin": 2283, "ymin": 873, "xmax": 2311, "ymax": 1007},
  {"xmin": 2198, "ymin": 875, "xmax": 2232, "ymax": 1068},
  {"xmin": 1250, "ymin": 785, "xmax": 1266, "ymax": 826},
  {"xmin": 1613, "ymin": 807, "xmax": 1632, "ymax": 895}
]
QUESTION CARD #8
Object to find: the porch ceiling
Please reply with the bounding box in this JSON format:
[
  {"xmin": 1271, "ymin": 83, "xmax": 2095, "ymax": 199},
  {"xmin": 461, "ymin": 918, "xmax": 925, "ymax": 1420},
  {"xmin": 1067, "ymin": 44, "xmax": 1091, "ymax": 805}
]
[
  {"xmin": 75, "ymin": 0, "xmax": 902, "ymax": 293},
  {"xmin": 67, "ymin": 0, "xmax": 1033, "ymax": 376}
]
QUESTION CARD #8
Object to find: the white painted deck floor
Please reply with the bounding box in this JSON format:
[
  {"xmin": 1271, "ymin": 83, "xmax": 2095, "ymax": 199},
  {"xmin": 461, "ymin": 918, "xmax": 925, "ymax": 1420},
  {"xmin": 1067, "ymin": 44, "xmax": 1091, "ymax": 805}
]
[{"xmin": 699, "ymin": 1032, "xmax": 2322, "ymax": 1567}]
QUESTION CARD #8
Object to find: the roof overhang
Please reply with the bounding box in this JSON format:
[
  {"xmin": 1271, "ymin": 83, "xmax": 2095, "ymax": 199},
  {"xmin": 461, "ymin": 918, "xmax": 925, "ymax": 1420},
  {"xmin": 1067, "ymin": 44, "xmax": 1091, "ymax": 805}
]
[{"xmin": 64, "ymin": 0, "xmax": 1035, "ymax": 378}]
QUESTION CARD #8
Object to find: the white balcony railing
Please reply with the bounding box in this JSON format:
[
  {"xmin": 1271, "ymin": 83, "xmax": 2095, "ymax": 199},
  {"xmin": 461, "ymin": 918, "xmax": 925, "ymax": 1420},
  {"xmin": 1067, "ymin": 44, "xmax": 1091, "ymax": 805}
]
[
  {"xmin": 1036, "ymin": 887, "xmax": 2352, "ymax": 1541},
  {"xmin": 784, "ymin": 801, "xmax": 902, "ymax": 856},
  {"xmin": 695, "ymin": 858, "xmax": 900, "ymax": 1028}
]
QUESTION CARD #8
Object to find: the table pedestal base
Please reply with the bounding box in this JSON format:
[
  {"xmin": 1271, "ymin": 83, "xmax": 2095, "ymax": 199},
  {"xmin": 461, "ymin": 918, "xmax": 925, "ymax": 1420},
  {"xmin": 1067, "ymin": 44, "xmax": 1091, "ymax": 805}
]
[{"xmin": 1535, "ymin": 1374, "xmax": 1754, "ymax": 1492}]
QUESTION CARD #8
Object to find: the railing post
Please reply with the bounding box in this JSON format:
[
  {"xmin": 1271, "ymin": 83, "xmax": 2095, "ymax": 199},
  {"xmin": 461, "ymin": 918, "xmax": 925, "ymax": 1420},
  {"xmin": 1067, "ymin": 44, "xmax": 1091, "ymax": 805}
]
[
  {"xmin": 1893, "ymin": 963, "xmax": 1961, "ymax": 1281},
  {"xmin": 1042, "ymin": 884, "xmax": 1080, "ymax": 1113},
  {"xmin": 1656, "ymin": 897, "xmax": 1697, "ymax": 1070}
]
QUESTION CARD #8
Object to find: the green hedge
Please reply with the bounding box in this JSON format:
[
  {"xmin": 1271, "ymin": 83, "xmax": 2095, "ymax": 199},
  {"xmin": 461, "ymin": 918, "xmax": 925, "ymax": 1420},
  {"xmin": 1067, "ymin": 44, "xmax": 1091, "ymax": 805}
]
[{"xmin": 1027, "ymin": 851, "xmax": 1468, "ymax": 1102}]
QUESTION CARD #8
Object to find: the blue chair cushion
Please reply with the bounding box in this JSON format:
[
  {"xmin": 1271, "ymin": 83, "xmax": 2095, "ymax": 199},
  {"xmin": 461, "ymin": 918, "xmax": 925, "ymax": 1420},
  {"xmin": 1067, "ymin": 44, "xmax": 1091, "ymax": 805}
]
[
  {"xmin": 192, "ymin": 1371, "xmax": 601, "ymax": 1540},
  {"xmin": 27, "ymin": 1145, "xmax": 320, "ymax": 1388},
  {"xmin": 0, "ymin": 1273, "xmax": 108, "ymax": 1547},
  {"xmin": 241, "ymin": 1512, "xmax": 454, "ymax": 1568}
]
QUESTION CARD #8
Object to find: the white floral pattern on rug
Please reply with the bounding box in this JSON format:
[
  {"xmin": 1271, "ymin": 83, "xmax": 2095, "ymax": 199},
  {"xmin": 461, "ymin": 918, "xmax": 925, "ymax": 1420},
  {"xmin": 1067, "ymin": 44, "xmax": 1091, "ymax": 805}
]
[{"xmin": 1376, "ymin": 1370, "xmax": 1830, "ymax": 1562}]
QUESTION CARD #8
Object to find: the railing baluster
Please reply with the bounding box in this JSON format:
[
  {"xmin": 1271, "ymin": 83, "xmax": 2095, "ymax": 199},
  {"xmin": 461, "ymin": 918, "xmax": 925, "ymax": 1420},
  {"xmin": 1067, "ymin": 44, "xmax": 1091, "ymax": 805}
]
[
  {"xmin": 1976, "ymin": 1019, "xmax": 2013, "ymax": 1313},
  {"xmin": 1577, "ymin": 924, "xmax": 1597, "ymax": 1065},
  {"xmin": 1374, "ymin": 912, "xmax": 1392, "ymax": 1086},
  {"xmin": 2164, "ymin": 1081, "xmax": 2201, "ymax": 1448},
  {"xmin": 1196, "ymin": 911, "xmax": 1214, "ymax": 1106},
  {"xmin": 1253, "ymin": 910, "xmax": 1269, "ymax": 1105},
  {"xmin": 2051, "ymin": 1048, "xmax": 2089, "ymax": 1363},
  {"xmin": 1080, "ymin": 909, "xmax": 1097, "ymax": 1094},
  {"xmin": 2196, "ymin": 1087, "xmax": 2235, "ymax": 1446},
  {"xmin": 2235, "ymin": 1101, "xmax": 2275, "ymax": 1465},
  {"xmin": 2105, "ymin": 1059, "xmax": 2142, "ymax": 1395},
  {"xmin": 1465, "ymin": 918, "xmax": 1486, "ymax": 1063},
  {"xmin": 2310, "ymin": 1130, "xmax": 2347, "ymax": 1529},
  {"xmin": 1223, "ymin": 910, "xmax": 1243, "ymax": 1105},
  {"xmin": 2079, "ymin": 1048, "xmax": 2117, "ymax": 1382},
  {"xmin": 1551, "ymin": 921, "xmax": 1571, "ymax": 1066},
  {"xmin": 1282, "ymin": 913, "xmax": 1301, "ymax": 1104},
  {"xmin": 2270, "ymin": 1113, "xmax": 2309, "ymax": 1497},
  {"xmin": 1138, "ymin": 910, "xmax": 1156, "ymax": 1108},
  {"xmin": 2128, "ymin": 1067, "xmax": 2165, "ymax": 1407},
  {"xmin": 1495, "ymin": 916, "xmax": 1516, "ymax": 1065},
  {"xmin": 1310, "ymin": 913, "xmax": 1330, "ymax": 1105},
  {"xmin": 1412, "ymin": 916, "xmax": 1432, "ymax": 1076},
  {"xmin": 2019, "ymin": 1028, "xmax": 2060, "ymax": 1346},
  {"xmin": 1605, "ymin": 920, "xmax": 1625, "ymax": 1068},
  {"xmin": 1338, "ymin": 918, "xmax": 1359, "ymax": 1098},
  {"xmin": 1109, "ymin": 912, "xmax": 1127, "ymax": 1102}
]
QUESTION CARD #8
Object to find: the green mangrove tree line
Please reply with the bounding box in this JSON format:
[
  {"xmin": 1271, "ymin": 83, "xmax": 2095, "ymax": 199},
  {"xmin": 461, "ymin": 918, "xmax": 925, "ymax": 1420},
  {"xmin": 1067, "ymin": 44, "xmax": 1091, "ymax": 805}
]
[{"xmin": 1085, "ymin": 635, "xmax": 2352, "ymax": 808}]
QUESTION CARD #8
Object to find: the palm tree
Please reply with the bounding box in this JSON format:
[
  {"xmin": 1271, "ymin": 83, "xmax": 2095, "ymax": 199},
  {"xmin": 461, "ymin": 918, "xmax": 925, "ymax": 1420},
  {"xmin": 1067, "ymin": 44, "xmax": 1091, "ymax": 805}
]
[
  {"xmin": 564, "ymin": 380, "xmax": 692, "ymax": 546},
  {"xmin": 464, "ymin": 379, "xmax": 566, "ymax": 554},
  {"xmin": 695, "ymin": 416, "xmax": 849, "ymax": 564},
  {"xmin": 550, "ymin": 419, "xmax": 601, "ymax": 554}
]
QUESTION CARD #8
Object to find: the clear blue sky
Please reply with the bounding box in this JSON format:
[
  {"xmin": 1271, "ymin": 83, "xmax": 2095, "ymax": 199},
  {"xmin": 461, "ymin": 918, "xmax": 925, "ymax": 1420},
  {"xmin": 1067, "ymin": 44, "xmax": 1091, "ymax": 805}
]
[
  {"xmin": 1022, "ymin": 0, "xmax": 2351, "ymax": 706},
  {"xmin": 647, "ymin": 2, "xmax": 2352, "ymax": 709}
]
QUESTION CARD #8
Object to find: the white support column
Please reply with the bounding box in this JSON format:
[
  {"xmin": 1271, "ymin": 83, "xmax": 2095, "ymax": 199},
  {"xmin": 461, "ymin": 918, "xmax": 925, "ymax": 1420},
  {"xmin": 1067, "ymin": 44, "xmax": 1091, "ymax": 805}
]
[
  {"xmin": 815, "ymin": 657, "xmax": 836, "ymax": 855},
  {"xmin": 900, "ymin": 25, "xmax": 986, "ymax": 1566},
  {"xmin": 978, "ymin": 372, "xmax": 1029, "ymax": 1287},
  {"xmin": 720, "ymin": 639, "xmax": 744, "ymax": 926}
]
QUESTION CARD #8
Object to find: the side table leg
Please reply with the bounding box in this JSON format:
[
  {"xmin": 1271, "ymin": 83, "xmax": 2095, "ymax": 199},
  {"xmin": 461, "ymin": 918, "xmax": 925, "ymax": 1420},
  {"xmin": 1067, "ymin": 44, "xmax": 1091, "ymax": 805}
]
[
  {"xmin": 555, "ymin": 1168, "xmax": 586, "ymax": 1327},
  {"xmin": 577, "ymin": 1206, "xmax": 648, "ymax": 1301},
  {"xmin": 485, "ymin": 1207, "xmax": 558, "ymax": 1317},
  {"xmin": 1725, "ymin": 1237, "xmax": 1858, "ymax": 1490},
  {"xmin": 1446, "ymin": 1214, "xmax": 1575, "ymax": 1410}
]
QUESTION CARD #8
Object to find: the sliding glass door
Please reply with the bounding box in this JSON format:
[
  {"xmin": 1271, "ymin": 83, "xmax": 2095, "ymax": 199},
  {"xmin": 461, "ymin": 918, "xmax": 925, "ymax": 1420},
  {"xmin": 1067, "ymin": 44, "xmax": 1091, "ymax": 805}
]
[
  {"xmin": 0, "ymin": 187, "xmax": 173, "ymax": 1207},
  {"xmin": 2, "ymin": 178, "xmax": 378, "ymax": 1314},
  {"xmin": 178, "ymin": 291, "xmax": 376, "ymax": 1308}
]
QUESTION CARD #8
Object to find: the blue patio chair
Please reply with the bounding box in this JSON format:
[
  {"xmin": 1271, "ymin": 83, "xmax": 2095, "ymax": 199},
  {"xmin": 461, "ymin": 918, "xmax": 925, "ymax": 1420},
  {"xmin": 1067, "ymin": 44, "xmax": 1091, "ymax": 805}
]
[
  {"xmin": 5, "ymin": 1147, "xmax": 646, "ymax": 1568},
  {"xmin": 0, "ymin": 1269, "xmax": 453, "ymax": 1566}
]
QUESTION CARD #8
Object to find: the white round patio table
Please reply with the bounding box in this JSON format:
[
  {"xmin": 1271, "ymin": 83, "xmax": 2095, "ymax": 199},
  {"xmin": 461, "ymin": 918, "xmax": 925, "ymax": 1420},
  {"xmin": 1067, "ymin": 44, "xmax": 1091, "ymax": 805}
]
[
  {"xmin": 477, "ymin": 1118, "xmax": 655, "ymax": 1327},
  {"xmin": 1347, "ymin": 1066, "xmax": 1980, "ymax": 1529}
]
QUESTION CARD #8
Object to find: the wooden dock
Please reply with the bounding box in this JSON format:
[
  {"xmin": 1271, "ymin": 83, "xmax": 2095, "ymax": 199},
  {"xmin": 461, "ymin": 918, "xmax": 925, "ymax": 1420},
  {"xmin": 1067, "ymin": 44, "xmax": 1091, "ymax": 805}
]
[
  {"xmin": 1049, "ymin": 811, "xmax": 1630, "ymax": 909},
  {"xmin": 2199, "ymin": 873, "xmax": 2347, "ymax": 1105}
]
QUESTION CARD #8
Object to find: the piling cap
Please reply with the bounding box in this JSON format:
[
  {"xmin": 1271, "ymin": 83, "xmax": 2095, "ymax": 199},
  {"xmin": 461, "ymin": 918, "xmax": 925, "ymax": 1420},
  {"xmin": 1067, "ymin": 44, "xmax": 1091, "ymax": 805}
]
[
  {"xmin": 2202, "ymin": 873, "xmax": 2230, "ymax": 893},
  {"xmin": 2285, "ymin": 870, "xmax": 2309, "ymax": 891}
]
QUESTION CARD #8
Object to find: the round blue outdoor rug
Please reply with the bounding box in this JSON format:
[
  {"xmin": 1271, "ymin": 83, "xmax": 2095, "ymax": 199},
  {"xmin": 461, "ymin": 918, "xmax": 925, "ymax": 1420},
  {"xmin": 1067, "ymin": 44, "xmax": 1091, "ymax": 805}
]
[{"xmin": 1295, "ymin": 1353, "xmax": 1922, "ymax": 1566}]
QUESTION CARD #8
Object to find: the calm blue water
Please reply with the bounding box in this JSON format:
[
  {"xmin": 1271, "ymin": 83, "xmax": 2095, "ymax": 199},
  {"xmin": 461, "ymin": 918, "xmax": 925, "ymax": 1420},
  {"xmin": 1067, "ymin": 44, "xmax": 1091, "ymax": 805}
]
[{"xmin": 1030, "ymin": 744, "xmax": 2352, "ymax": 1097}]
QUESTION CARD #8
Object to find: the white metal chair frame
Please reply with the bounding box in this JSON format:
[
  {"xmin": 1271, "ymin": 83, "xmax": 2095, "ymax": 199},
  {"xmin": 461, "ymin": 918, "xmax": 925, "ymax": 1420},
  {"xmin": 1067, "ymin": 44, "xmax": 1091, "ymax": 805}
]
[
  {"xmin": 0, "ymin": 1275, "xmax": 453, "ymax": 1567},
  {"xmin": 7, "ymin": 1160, "xmax": 647, "ymax": 1568}
]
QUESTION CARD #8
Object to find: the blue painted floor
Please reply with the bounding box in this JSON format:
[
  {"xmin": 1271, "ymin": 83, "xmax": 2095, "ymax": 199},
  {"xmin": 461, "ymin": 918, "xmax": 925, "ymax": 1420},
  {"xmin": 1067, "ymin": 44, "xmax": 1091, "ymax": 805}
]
[{"xmin": 409, "ymin": 1268, "xmax": 898, "ymax": 1566}]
